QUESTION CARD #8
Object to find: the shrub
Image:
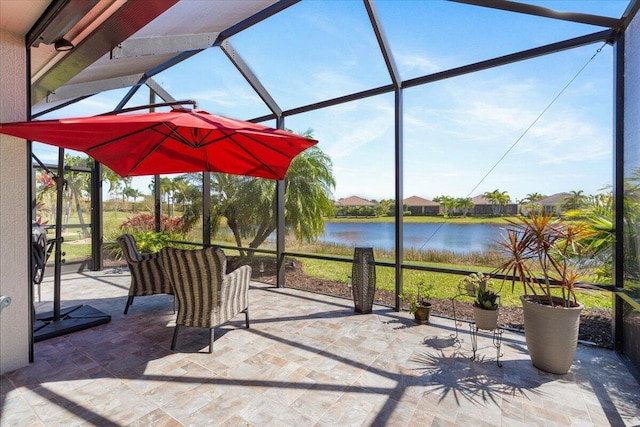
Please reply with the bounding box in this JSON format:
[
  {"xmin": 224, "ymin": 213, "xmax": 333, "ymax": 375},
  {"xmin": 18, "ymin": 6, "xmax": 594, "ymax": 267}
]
[{"xmin": 120, "ymin": 213, "xmax": 188, "ymax": 234}]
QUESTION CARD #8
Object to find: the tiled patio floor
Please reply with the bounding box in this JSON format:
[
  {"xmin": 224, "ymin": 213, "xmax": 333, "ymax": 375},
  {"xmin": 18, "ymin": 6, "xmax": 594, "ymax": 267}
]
[{"xmin": 2, "ymin": 269, "xmax": 640, "ymax": 426}]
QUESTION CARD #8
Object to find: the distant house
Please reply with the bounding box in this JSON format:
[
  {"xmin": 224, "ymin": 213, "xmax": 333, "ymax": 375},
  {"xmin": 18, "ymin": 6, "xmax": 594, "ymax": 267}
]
[
  {"xmin": 334, "ymin": 196, "xmax": 377, "ymax": 217},
  {"xmin": 471, "ymin": 195, "xmax": 493, "ymax": 216},
  {"xmin": 403, "ymin": 196, "xmax": 439, "ymax": 216},
  {"xmin": 334, "ymin": 196, "xmax": 377, "ymax": 208},
  {"xmin": 471, "ymin": 195, "xmax": 517, "ymax": 216},
  {"xmin": 530, "ymin": 192, "xmax": 571, "ymax": 216}
]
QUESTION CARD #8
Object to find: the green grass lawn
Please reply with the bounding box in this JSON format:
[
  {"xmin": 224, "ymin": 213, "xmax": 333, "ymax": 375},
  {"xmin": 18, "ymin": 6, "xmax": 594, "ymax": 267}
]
[
  {"xmin": 297, "ymin": 256, "xmax": 612, "ymax": 310},
  {"xmin": 50, "ymin": 209, "xmax": 613, "ymax": 310}
]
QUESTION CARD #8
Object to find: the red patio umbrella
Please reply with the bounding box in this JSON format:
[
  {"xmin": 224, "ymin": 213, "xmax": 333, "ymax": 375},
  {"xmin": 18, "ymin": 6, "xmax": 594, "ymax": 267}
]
[{"xmin": 0, "ymin": 107, "xmax": 317, "ymax": 180}]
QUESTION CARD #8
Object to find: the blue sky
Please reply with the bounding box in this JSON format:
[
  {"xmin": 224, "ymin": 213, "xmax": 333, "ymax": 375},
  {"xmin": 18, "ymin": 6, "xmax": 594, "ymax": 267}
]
[{"xmin": 34, "ymin": 0, "xmax": 629, "ymax": 203}]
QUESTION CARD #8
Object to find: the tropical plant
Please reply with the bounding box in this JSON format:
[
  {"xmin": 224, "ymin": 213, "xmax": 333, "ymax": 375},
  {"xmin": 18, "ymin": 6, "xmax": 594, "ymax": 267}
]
[
  {"xmin": 403, "ymin": 280, "xmax": 434, "ymax": 314},
  {"xmin": 123, "ymin": 187, "xmax": 143, "ymax": 211},
  {"xmin": 120, "ymin": 212, "xmax": 193, "ymax": 235},
  {"xmin": 102, "ymin": 166, "xmax": 123, "ymax": 198},
  {"xmin": 564, "ymin": 192, "xmax": 615, "ymax": 282},
  {"xmin": 203, "ymin": 132, "xmax": 335, "ymax": 257},
  {"xmin": 475, "ymin": 288, "xmax": 500, "ymax": 310},
  {"xmin": 434, "ymin": 195, "xmax": 456, "ymax": 217},
  {"xmin": 459, "ymin": 272, "xmax": 500, "ymax": 310},
  {"xmin": 483, "ymin": 189, "xmax": 511, "ymax": 216},
  {"xmin": 523, "ymin": 192, "xmax": 546, "ymax": 203},
  {"xmin": 521, "ymin": 192, "xmax": 547, "ymax": 215},
  {"xmin": 106, "ymin": 231, "xmax": 188, "ymax": 260},
  {"xmin": 563, "ymin": 190, "xmax": 588, "ymax": 211},
  {"xmin": 62, "ymin": 154, "xmax": 92, "ymax": 237},
  {"xmin": 456, "ymin": 197, "xmax": 474, "ymax": 217},
  {"xmin": 375, "ymin": 199, "xmax": 394, "ymax": 217},
  {"xmin": 493, "ymin": 212, "xmax": 593, "ymax": 307}
]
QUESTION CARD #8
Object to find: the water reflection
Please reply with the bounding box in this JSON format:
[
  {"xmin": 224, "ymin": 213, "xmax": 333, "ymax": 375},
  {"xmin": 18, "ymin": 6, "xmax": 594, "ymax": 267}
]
[{"xmin": 318, "ymin": 222, "xmax": 504, "ymax": 254}]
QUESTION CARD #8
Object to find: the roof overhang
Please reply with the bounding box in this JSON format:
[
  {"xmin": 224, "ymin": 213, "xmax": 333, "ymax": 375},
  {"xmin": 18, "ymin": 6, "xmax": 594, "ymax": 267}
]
[{"xmin": 27, "ymin": 0, "xmax": 293, "ymax": 114}]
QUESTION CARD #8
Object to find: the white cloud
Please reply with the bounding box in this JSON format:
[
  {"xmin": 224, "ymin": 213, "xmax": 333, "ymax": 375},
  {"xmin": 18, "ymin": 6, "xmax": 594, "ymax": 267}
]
[{"xmin": 395, "ymin": 52, "xmax": 442, "ymax": 75}]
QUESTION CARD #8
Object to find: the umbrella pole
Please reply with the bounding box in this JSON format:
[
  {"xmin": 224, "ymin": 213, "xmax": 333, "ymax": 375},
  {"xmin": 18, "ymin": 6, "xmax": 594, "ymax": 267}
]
[
  {"xmin": 52, "ymin": 148, "xmax": 64, "ymax": 321},
  {"xmin": 33, "ymin": 148, "xmax": 110, "ymax": 342}
]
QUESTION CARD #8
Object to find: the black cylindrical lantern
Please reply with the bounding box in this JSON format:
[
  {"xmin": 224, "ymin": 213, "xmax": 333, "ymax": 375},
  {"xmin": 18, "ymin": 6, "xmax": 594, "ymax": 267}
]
[{"xmin": 352, "ymin": 247, "xmax": 376, "ymax": 314}]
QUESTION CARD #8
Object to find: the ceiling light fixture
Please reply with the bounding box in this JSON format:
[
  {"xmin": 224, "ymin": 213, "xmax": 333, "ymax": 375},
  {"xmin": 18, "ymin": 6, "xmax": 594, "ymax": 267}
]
[{"xmin": 54, "ymin": 38, "xmax": 74, "ymax": 52}]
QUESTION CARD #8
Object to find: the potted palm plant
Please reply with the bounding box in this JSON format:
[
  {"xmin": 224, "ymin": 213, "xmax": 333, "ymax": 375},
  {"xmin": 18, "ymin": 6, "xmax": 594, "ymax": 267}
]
[
  {"xmin": 460, "ymin": 273, "xmax": 500, "ymax": 330},
  {"xmin": 404, "ymin": 280, "xmax": 433, "ymax": 324},
  {"xmin": 494, "ymin": 212, "xmax": 592, "ymax": 374}
]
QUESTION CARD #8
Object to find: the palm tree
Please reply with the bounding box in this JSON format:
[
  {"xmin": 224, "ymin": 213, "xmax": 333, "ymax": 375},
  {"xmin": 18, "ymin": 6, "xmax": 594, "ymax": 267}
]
[
  {"xmin": 497, "ymin": 191, "xmax": 511, "ymax": 215},
  {"xmin": 102, "ymin": 167, "xmax": 124, "ymax": 199},
  {"xmin": 483, "ymin": 189, "xmax": 509, "ymax": 216},
  {"xmin": 521, "ymin": 192, "xmax": 547, "ymax": 215},
  {"xmin": 457, "ymin": 197, "xmax": 474, "ymax": 217},
  {"xmin": 523, "ymin": 192, "xmax": 546, "ymax": 203},
  {"xmin": 375, "ymin": 199, "xmax": 393, "ymax": 217},
  {"xmin": 120, "ymin": 177, "xmax": 132, "ymax": 203},
  {"xmin": 159, "ymin": 177, "xmax": 175, "ymax": 216},
  {"xmin": 208, "ymin": 135, "xmax": 335, "ymax": 257},
  {"xmin": 564, "ymin": 190, "xmax": 587, "ymax": 211},
  {"xmin": 172, "ymin": 176, "xmax": 188, "ymax": 212},
  {"xmin": 434, "ymin": 195, "xmax": 455, "ymax": 217},
  {"xmin": 123, "ymin": 187, "xmax": 143, "ymax": 212},
  {"xmin": 63, "ymin": 155, "xmax": 92, "ymax": 237}
]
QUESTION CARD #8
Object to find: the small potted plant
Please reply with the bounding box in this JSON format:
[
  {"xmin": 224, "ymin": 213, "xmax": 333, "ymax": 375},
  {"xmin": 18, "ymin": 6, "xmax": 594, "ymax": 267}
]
[
  {"xmin": 404, "ymin": 280, "xmax": 433, "ymax": 324},
  {"xmin": 460, "ymin": 273, "xmax": 500, "ymax": 330}
]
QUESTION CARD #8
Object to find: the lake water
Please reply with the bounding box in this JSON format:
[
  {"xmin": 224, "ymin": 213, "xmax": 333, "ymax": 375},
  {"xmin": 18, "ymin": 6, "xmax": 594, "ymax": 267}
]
[{"xmin": 318, "ymin": 222, "xmax": 505, "ymax": 254}]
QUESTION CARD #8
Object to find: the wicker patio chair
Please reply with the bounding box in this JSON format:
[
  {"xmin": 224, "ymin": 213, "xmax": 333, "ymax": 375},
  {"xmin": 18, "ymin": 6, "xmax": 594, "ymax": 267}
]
[
  {"xmin": 117, "ymin": 234, "xmax": 173, "ymax": 314},
  {"xmin": 160, "ymin": 246, "xmax": 251, "ymax": 353}
]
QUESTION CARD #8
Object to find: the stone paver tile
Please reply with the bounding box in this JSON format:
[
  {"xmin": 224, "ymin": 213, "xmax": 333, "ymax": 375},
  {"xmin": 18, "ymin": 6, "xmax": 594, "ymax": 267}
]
[
  {"xmin": 3, "ymin": 275, "xmax": 638, "ymax": 427},
  {"xmin": 290, "ymin": 386, "xmax": 346, "ymax": 421},
  {"xmin": 0, "ymin": 393, "xmax": 41, "ymax": 427},
  {"xmin": 87, "ymin": 383, "xmax": 159, "ymax": 425},
  {"xmin": 125, "ymin": 408, "xmax": 181, "ymax": 427}
]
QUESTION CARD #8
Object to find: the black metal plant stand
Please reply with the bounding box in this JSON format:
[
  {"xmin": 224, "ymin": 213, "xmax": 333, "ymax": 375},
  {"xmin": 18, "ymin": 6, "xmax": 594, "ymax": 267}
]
[
  {"xmin": 32, "ymin": 149, "xmax": 110, "ymax": 342},
  {"xmin": 469, "ymin": 323, "xmax": 504, "ymax": 367}
]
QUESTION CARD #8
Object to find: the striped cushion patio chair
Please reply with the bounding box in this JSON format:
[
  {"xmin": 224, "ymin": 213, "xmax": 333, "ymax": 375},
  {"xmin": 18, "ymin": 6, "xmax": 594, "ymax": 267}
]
[
  {"xmin": 160, "ymin": 246, "xmax": 251, "ymax": 353},
  {"xmin": 117, "ymin": 234, "xmax": 173, "ymax": 314}
]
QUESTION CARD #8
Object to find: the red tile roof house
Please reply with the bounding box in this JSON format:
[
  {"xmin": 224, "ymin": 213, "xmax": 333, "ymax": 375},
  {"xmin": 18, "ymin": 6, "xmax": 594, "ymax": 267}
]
[
  {"xmin": 403, "ymin": 195, "xmax": 440, "ymax": 216},
  {"xmin": 334, "ymin": 196, "xmax": 378, "ymax": 217}
]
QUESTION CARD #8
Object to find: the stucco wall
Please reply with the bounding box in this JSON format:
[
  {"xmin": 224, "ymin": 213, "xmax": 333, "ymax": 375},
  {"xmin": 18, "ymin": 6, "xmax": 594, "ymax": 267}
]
[{"xmin": 0, "ymin": 29, "xmax": 29, "ymax": 374}]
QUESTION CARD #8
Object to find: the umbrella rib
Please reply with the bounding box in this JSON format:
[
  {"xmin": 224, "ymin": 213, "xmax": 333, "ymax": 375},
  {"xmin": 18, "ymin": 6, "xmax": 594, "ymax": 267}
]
[
  {"xmin": 223, "ymin": 131, "xmax": 285, "ymax": 178},
  {"xmin": 86, "ymin": 125, "xmax": 160, "ymax": 150},
  {"xmin": 206, "ymin": 130, "xmax": 294, "ymax": 159},
  {"xmin": 125, "ymin": 125, "xmax": 185, "ymax": 175},
  {"xmin": 87, "ymin": 123, "xmax": 192, "ymax": 152},
  {"xmin": 127, "ymin": 123, "xmax": 210, "ymax": 175},
  {"xmin": 194, "ymin": 112, "xmax": 302, "ymax": 158}
]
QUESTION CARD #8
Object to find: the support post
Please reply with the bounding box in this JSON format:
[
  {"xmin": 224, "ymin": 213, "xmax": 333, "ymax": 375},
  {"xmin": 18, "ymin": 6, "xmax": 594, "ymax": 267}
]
[
  {"xmin": 276, "ymin": 116, "xmax": 286, "ymax": 288},
  {"xmin": 612, "ymin": 30, "xmax": 625, "ymax": 352},
  {"xmin": 203, "ymin": 172, "xmax": 211, "ymax": 247},
  {"xmin": 91, "ymin": 160, "xmax": 103, "ymax": 270}
]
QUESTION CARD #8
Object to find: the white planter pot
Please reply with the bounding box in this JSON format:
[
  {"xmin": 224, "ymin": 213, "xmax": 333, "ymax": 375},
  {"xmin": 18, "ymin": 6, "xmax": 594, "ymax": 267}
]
[
  {"xmin": 473, "ymin": 305, "xmax": 498, "ymax": 330},
  {"xmin": 521, "ymin": 295, "xmax": 583, "ymax": 374}
]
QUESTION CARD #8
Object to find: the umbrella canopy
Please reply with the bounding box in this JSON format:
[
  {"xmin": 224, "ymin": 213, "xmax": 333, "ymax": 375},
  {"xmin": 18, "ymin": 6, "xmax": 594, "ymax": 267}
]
[{"xmin": 0, "ymin": 108, "xmax": 317, "ymax": 180}]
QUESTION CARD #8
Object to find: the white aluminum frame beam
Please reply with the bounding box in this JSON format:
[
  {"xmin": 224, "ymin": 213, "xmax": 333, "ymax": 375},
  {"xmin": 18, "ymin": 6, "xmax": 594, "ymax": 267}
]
[{"xmin": 110, "ymin": 33, "xmax": 220, "ymax": 59}]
